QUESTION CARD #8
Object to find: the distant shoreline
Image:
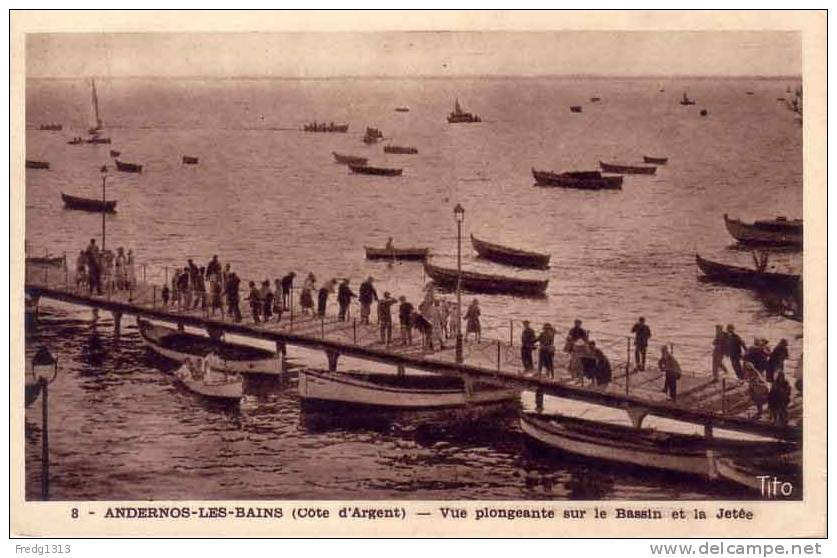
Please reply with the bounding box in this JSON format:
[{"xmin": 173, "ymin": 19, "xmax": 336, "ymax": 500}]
[{"xmin": 26, "ymin": 74, "xmax": 802, "ymax": 82}]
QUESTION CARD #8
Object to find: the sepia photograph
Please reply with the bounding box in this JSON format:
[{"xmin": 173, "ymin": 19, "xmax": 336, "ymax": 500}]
[{"xmin": 10, "ymin": 10, "xmax": 826, "ymax": 538}]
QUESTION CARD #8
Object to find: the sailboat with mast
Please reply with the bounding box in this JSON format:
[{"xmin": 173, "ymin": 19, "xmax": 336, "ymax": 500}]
[
  {"xmin": 447, "ymin": 98, "xmax": 481, "ymax": 123},
  {"xmin": 85, "ymin": 78, "xmax": 111, "ymax": 144}
]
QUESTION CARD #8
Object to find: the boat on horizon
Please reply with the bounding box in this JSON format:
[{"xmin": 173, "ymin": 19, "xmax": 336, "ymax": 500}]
[
  {"xmin": 61, "ymin": 192, "xmax": 116, "ymax": 213},
  {"xmin": 680, "ymin": 92, "xmax": 696, "ymax": 105},
  {"xmin": 383, "ymin": 145, "xmax": 418, "ymax": 155},
  {"xmin": 723, "ymin": 214, "xmax": 802, "ymax": 247},
  {"xmin": 570, "ymin": 105, "xmax": 582, "ymax": 113},
  {"xmin": 423, "ymin": 260, "xmax": 548, "ymax": 297},
  {"xmin": 25, "ymin": 160, "xmax": 50, "ymax": 170},
  {"xmin": 115, "ymin": 159, "xmax": 143, "ymax": 173},
  {"xmin": 182, "ymin": 155, "xmax": 199, "ymax": 165},
  {"xmin": 138, "ymin": 319, "xmax": 282, "ymax": 375},
  {"xmin": 38, "ymin": 123, "xmax": 62, "ymax": 131},
  {"xmin": 447, "ymin": 98, "xmax": 481, "ymax": 123},
  {"xmin": 348, "ymin": 164, "xmax": 403, "ymax": 177},
  {"xmin": 298, "ymin": 369, "xmax": 520, "ymax": 411},
  {"xmin": 109, "ymin": 149, "xmax": 121, "ymax": 157},
  {"xmin": 532, "ymin": 168, "xmax": 623, "ymax": 190},
  {"xmin": 365, "ymin": 246, "xmax": 429, "ymax": 261},
  {"xmin": 520, "ymin": 412, "xmax": 797, "ymax": 480},
  {"xmin": 332, "ymin": 152, "xmax": 368, "ymax": 165},
  {"xmin": 695, "ymin": 254, "xmax": 801, "ymax": 293},
  {"xmin": 395, "ymin": 106, "xmax": 410, "ymax": 112},
  {"xmin": 303, "ymin": 122, "xmax": 349, "ymax": 133},
  {"xmin": 470, "ymin": 234, "xmax": 550, "ymax": 269},
  {"xmin": 599, "ymin": 161, "xmax": 656, "ymax": 175}
]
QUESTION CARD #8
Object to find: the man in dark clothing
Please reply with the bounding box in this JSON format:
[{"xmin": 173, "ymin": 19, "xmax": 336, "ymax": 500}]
[
  {"xmin": 766, "ymin": 339, "xmax": 789, "ymax": 383},
  {"xmin": 226, "ymin": 273, "xmax": 242, "ymax": 322},
  {"xmin": 711, "ymin": 324, "xmax": 729, "ymax": 380},
  {"xmin": 85, "ymin": 239, "xmax": 102, "ymax": 295},
  {"xmin": 565, "ymin": 319, "xmax": 588, "ymax": 352},
  {"xmin": 377, "ymin": 292, "xmax": 397, "ymax": 344},
  {"xmin": 193, "ymin": 266, "xmax": 207, "ymax": 309},
  {"xmin": 726, "ymin": 324, "xmax": 747, "ymax": 379},
  {"xmin": 280, "ymin": 272, "xmax": 295, "ymax": 310},
  {"xmin": 520, "ymin": 320, "xmax": 536, "ymax": 371},
  {"xmin": 336, "ymin": 279, "xmax": 356, "ymax": 321},
  {"xmin": 630, "ymin": 316, "xmax": 651, "ymax": 371},
  {"xmin": 767, "ymin": 371, "xmax": 791, "ymax": 426},
  {"xmin": 206, "ymin": 255, "xmax": 221, "ymax": 280},
  {"xmin": 589, "ymin": 341, "xmax": 612, "ymax": 386},
  {"xmin": 659, "ymin": 345, "xmax": 681, "ymax": 402},
  {"xmin": 359, "ymin": 277, "xmax": 378, "ymax": 324},
  {"xmin": 398, "ymin": 296, "xmax": 414, "ymax": 345},
  {"xmin": 177, "ymin": 267, "xmax": 190, "ymax": 309}
]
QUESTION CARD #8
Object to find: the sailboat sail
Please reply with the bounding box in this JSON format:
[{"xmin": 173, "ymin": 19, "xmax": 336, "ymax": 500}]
[
  {"xmin": 454, "ymin": 98, "xmax": 462, "ymax": 115},
  {"xmin": 90, "ymin": 78, "xmax": 102, "ymax": 131}
]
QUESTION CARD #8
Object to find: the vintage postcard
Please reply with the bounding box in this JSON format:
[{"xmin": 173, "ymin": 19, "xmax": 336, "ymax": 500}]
[{"xmin": 10, "ymin": 10, "xmax": 826, "ymax": 538}]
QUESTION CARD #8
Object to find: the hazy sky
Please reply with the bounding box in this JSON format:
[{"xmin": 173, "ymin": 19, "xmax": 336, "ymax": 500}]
[{"xmin": 27, "ymin": 31, "xmax": 801, "ymax": 78}]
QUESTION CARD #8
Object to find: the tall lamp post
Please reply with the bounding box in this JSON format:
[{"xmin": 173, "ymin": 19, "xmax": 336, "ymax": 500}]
[
  {"xmin": 454, "ymin": 204, "xmax": 465, "ymax": 363},
  {"xmin": 31, "ymin": 346, "xmax": 58, "ymax": 501},
  {"xmin": 100, "ymin": 165, "xmax": 108, "ymax": 251}
]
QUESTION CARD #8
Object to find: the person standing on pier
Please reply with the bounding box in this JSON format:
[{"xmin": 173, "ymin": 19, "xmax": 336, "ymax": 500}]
[
  {"xmin": 209, "ymin": 275, "xmax": 222, "ymax": 317},
  {"xmin": 464, "ymin": 299, "xmax": 482, "ymax": 343},
  {"xmin": 247, "ymin": 281, "xmax": 262, "ymax": 323},
  {"xmin": 726, "ymin": 324, "xmax": 747, "ymax": 379},
  {"xmin": 359, "ymin": 277, "xmax": 378, "ymax": 324},
  {"xmin": 766, "ymin": 339, "xmax": 789, "ymax": 383},
  {"xmin": 281, "ymin": 271, "xmax": 295, "ymax": 310},
  {"xmin": 630, "ymin": 316, "xmax": 651, "ymax": 371},
  {"xmin": 194, "ymin": 267, "xmax": 208, "ymax": 310},
  {"xmin": 300, "ymin": 273, "xmax": 316, "ymax": 315},
  {"xmin": 318, "ymin": 278, "xmax": 336, "ymax": 318},
  {"xmin": 273, "ymin": 279, "xmax": 284, "ymax": 322},
  {"xmin": 378, "ymin": 292, "xmax": 398, "ymax": 344},
  {"xmin": 564, "ymin": 319, "xmax": 588, "ymax": 352},
  {"xmin": 520, "ymin": 320, "xmax": 536, "ymax": 372},
  {"xmin": 711, "ymin": 324, "xmax": 729, "ymax": 380},
  {"xmin": 227, "ymin": 272, "xmax": 242, "ymax": 322},
  {"xmin": 536, "ymin": 323, "xmax": 556, "ymax": 377},
  {"xmin": 589, "ymin": 341, "xmax": 612, "ymax": 386},
  {"xmin": 127, "ymin": 250, "xmax": 136, "ymax": 289},
  {"xmin": 221, "ymin": 263, "xmax": 232, "ymax": 295},
  {"xmin": 75, "ymin": 250, "xmax": 87, "ymax": 290},
  {"xmin": 85, "ymin": 239, "xmax": 102, "ymax": 295},
  {"xmin": 261, "ymin": 280, "xmax": 273, "ymax": 321},
  {"xmin": 430, "ymin": 300, "xmax": 446, "ymax": 350},
  {"xmin": 162, "ymin": 283, "xmax": 170, "ymax": 306},
  {"xmin": 398, "ymin": 296, "xmax": 414, "ymax": 345},
  {"xmin": 206, "ymin": 255, "xmax": 221, "ymax": 282},
  {"xmin": 115, "ymin": 247, "xmax": 127, "ymax": 290},
  {"xmin": 337, "ymin": 279, "xmax": 356, "ymax": 321},
  {"xmin": 768, "ymin": 370, "xmax": 791, "ymax": 426},
  {"xmin": 659, "ymin": 345, "xmax": 681, "ymax": 402}
]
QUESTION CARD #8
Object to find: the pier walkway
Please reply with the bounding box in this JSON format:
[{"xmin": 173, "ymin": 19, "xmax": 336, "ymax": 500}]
[{"xmin": 23, "ymin": 260, "xmax": 801, "ymax": 441}]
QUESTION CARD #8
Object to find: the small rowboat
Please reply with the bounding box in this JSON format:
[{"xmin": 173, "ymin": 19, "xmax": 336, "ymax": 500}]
[
  {"xmin": 303, "ymin": 123, "xmax": 349, "ymax": 133},
  {"xmin": 599, "ymin": 161, "xmax": 656, "ymax": 175},
  {"xmin": 26, "ymin": 255, "xmax": 65, "ymax": 266},
  {"xmin": 365, "ymin": 246, "xmax": 429, "ymax": 261},
  {"xmin": 39, "ymin": 124, "xmax": 62, "ymax": 131},
  {"xmin": 712, "ymin": 452, "xmax": 801, "ymax": 493},
  {"xmin": 25, "ymin": 160, "xmax": 50, "ymax": 170},
  {"xmin": 61, "ymin": 192, "xmax": 116, "ymax": 213},
  {"xmin": 67, "ymin": 138, "xmax": 83, "ymax": 145},
  {"xmin": 724, "ymin": 214, "xmax": 802, "ymax": 247},
  {"xmin": 332, "ymin": 152, "xmax": 368, "ymax": 165},
  {"xmin": 109, "ymin": 150, "xmax": 121, "ymax": 157},
  {"xmin": 424, "ymin": 261, "xmax": 548, "ymax": 297},
  {"xmin": 174, "ymin": 357, "xmax": 243, "ymax": 401},
  {"xmin": 395, "ymin": 106, "xmax": 410, "ymax": 112},
  {"xmin": 383, "ymin": 145, "xmax": 419, "ymax": 154},
  {"xmin": 182, "ymin": 156, "xmax": 199, "ymax": 165},
  {"xmin": 643, "ymin": 156, "xmax": 668, "ymax": 165},
  {"xmin": 590, "ymin": 97, "xmax": 601, "ymax": 102},
  {"xmin": 138, "ymin": 319, "xmax": 281, "ymax": 375},
  {"xmin": 470, "ymin": 234, "xmax": 550, "ymax": 269},
  {"xmin": 348, "ymin": 164, "xmax": 403, "ymax": 177},
  {"xmin": 520, "ymin": 412, "xmax": 796, "ymax": 479},
  {"xmin": 532, "ymin": 168, "xmax": 622, "ymax": 190},
  {"xmin": 85, "ymin": 136, "xmax": 111, "ymax": 144},
  {"xmin": 695, "ymin": 254, "xmax": 801, "ymax": 293},
  {"xmin": 298, "ymin": 369, "xmax": 519, "ymax": 410},
  {"xmin": 115, "ymin": 159, "xmax": 143, "ymax": 173},
  {"xmin": 680, "ymin": 93, "xmax": 696, "ymax": 105},
  {"xmin": 570, "ymin": 105, "xmax": 582, "ymax": 113}
]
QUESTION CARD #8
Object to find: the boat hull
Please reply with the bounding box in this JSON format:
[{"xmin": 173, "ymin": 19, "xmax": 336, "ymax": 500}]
[
  {"xmin": 86, "ymin": 137, "xmax": 111, "ymax": 144},
  {"xmin": 724, "ymin": 215, "xmax": 802, "ymax": 246},
  {"xmin": 299, "ymin": 369, "xmax": 520, "ymax": 410},
  {"xmin": 695, "ymin": 254, "xmax": 800, "ymax": 293},
  {"xmin": 471, "ymin": 234, "xmax": 550, "ymax": 269},
  {"xmin": 25, "ymin": 160, "xmax": 50, "ymax": 170},
  {"xmin": 424, "ymin": 261, "xmax": 548, "ymax": 297},
  {"xmin": 532, "ymin": 168, "xmax": 622, "ymax": 190},
  {"xmin": 303, "ymin": 124, "xmax": 349, "ymax": 133},
  {"xmin": 643, "ymin": 156, "xmax": 668, "ymax": 165},
  {"xmin": 383, "ymin": 145, "xmax": 419, "ymax": 154},
  {"xmin": 115, "ymin": 160, "xmax": 143, "ymax": 173},
  {"xmin": 182, "ymin": 156, "xmax": 199, "ymax": 165},
  {"xmin": 521, "ymin": 412, "xmax": 796, "ymax": 479},
  {"xmin": 138, "ymin": 319, "xmax": 281, "ymax": 375},
  {"xmin": 599, "ymin": 161, "xmax": 656, "ymax": 175},
  {"xmin": 174, "ymin": 365, "xmax": 243, "ymax": 401},
  {"xmin": 365, "ymin": 246, "xmax": 429, "ymax": 260},
  {"xmin": 61, "ymin": 193, "xmax": 116, "ymax": 213},
  {"xmin": 332, "ymin": 152, "xmax": 368, "ymax": 165},
  {"xmin": 348, "ymin": 164, "xmax": 403, "ymax": 176}
]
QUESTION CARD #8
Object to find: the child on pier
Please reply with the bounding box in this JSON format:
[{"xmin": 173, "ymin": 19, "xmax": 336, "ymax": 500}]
[{"xmin": 247, "ymin": 281, "xmax": 262, "ymax": 323}]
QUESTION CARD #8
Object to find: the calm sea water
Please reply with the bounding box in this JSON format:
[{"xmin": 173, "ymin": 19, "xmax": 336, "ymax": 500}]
[{"xmin": 23, "ymin": 76, "xmax": 802, "ymax": 500}]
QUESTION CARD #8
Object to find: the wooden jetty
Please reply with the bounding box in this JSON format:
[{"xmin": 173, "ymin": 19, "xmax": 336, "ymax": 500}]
[{"xmin": 23, "ymin": 260, "xmax": 800, "ymax": 442}]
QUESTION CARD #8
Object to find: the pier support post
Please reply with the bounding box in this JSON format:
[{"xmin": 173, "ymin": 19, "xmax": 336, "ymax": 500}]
[
  {"xmin": 509, "ymin": 320, "xmax": 514, "ymax": 347},
  {"xmin": 496, "ymin": 340, "xmax": 501, "ymax": 371},
  {"xmin": 534, "ymin": 389, "xmax": 544, "ymax": 413},
  {"xmin": 704, "ymin": 424, "xmax": 714, "ymax": 440},
  {"xmin": 177, "ymin": 322, "xmax": 185, "ymax": 332},
  {"xmin": 276, "ymin": 341, "xmax": 288, "ymax": 379},
  {"xmin": 112, "ymin": 311, "xmax": 123, "ymax": 336},
  {"xmin": 207, "ymin": 326, "xmax": 223, "ymax": 343},
  {"xmin": 91, "ymin": 308, "xmax": 98, "ymax": 322},
  {"xmin": 325, "ymin": 350, "xmax": 340, "ymax": 372},
  {"xmin": 626, "ymin": 407, "xmax": 648, "ymax": 429},
  {"xmin": 397, "ymin": 365, "xmax": 406, "ymax": 376}
]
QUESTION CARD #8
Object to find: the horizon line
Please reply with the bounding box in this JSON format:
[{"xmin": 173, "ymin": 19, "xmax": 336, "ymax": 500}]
[{"xmin": 27, "ymin": 73, "xmax": 802, "ymax": 81}]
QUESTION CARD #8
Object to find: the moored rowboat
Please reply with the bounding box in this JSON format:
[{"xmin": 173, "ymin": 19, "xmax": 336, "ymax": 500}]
[
  {"xmin": 332, "ymin": 152, "xmax": 368, "ymax": 165},
  {"xmin": 423, "ymin": 261, "xmax": 548, "ymax": 296},
  {"xmin": 25, "ymin": 160, "xmax": 50, "ymax": 170},
  {"xmin": 723, "ymin": 214, "xmax": 802, "ymax": 247},
  {"xmin": 115, "ymin": 159, "xmax": 143, "ymax": 173},
  {"xmin": 532, "ymin": 168, "xmax": 622, "ymax": 190},
  {"xmin": 520, "ymin": 412, "xmax": 796, "ymax": 479},
  {"xmin": 643, "ymin": 156, "xmax": 668, "ymax": 165},
  {"xmin": 348, "ymin": 164, "xmax": 403, "ymax": 177},
  {"xmin": 470, "ymin": 234, "xmax": 550, "ymax": 269},
  {"xmin": 61, "ymin": 193, "xmax": 116, "ymax": 213},
  {"xmin": 383, "ymin": 145, "xmax": 419, "ymax": 154},
  {"xmin": 298, "ymin": 369, "xmax": 520, "ymax": 410},
  {"xmin": 599, "ymin": 161, "xmax": 656, "ymax": 175},
  {"xmin": 695, "ymin": 254, "xmax": 800, "ymax": 293},
  {"xmin": 182, "ymin": 156, "xmax": 199, "ymax": 165},
  {"xmin": 712, "ymin": 452, "xmax": 801, "ymax": 493},
  {"xmin": 138, "ymin": 319, "xmax": 281, "ymax": 375},
  {"xmin": 174, "ymin": 357, "xmax": 243, "ymax": 401},
  {"xmin": 365, "ymin": 246, "xmax": 429, "ymax": 261}
]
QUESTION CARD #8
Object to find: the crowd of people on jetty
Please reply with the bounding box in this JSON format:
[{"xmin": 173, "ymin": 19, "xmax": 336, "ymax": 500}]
[{"xmin": 75, "ymin": 239, "xmax": 136, "ymax": 295}]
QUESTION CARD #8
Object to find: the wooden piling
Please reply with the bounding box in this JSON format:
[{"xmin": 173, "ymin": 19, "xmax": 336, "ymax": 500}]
[
  {"xmin": 535, "ymin": 389, "xmax": 544, "ymax": 413},
  {"xmin": 353, "ymin": 318, "xmax": 357, "ymax": 344},
  {"xmin": 496, "ymin": 340, "xmax": 501, "ymax": 370},
  {"xmin": 509, "ymin": 320, "xmax": 514, "ymax": 347},
  {"xmin": 152, "ymin": 285, "xmax": 157, "ymax": 308}
]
